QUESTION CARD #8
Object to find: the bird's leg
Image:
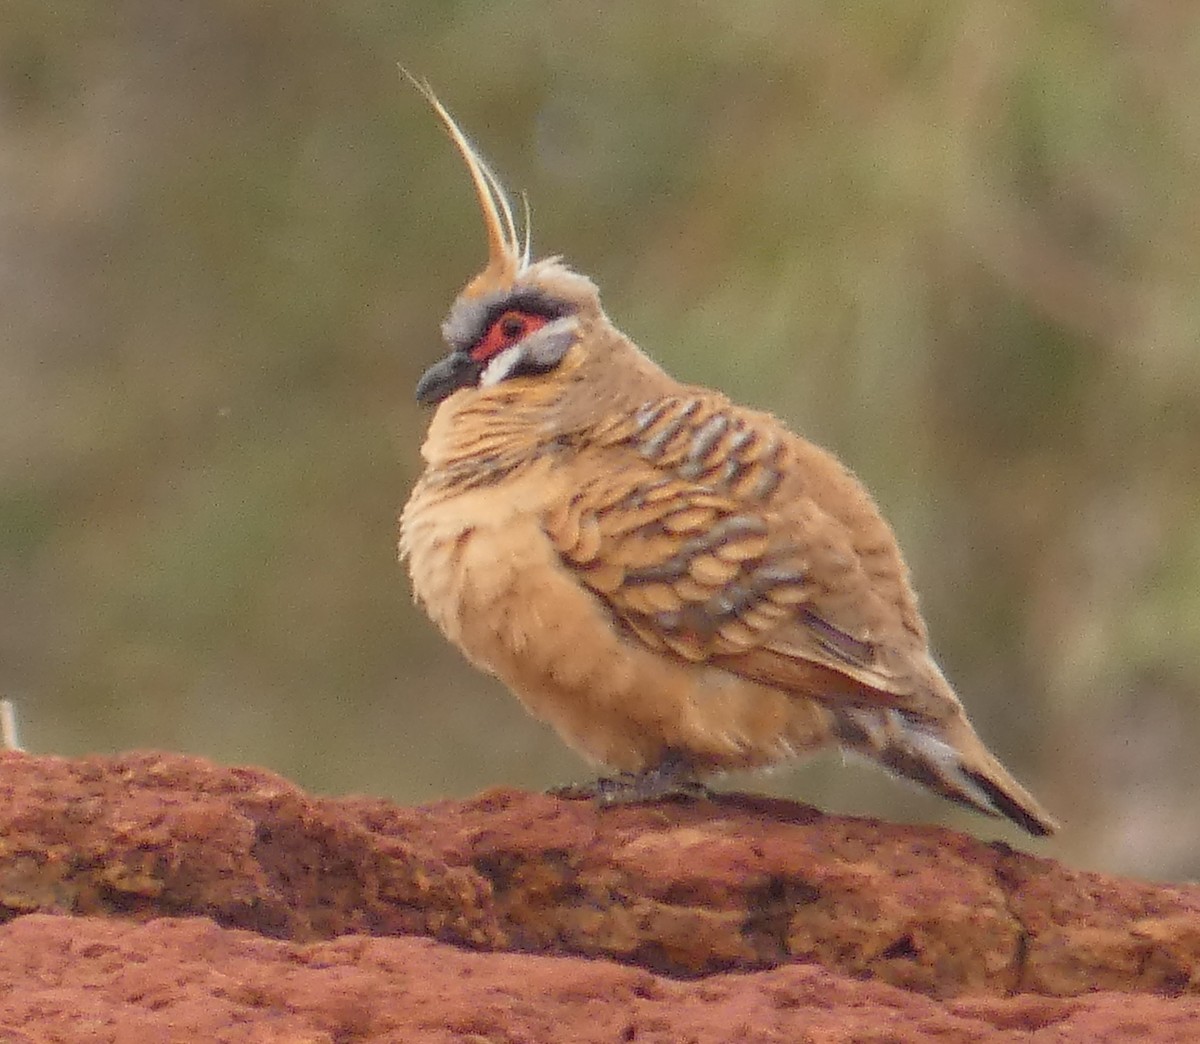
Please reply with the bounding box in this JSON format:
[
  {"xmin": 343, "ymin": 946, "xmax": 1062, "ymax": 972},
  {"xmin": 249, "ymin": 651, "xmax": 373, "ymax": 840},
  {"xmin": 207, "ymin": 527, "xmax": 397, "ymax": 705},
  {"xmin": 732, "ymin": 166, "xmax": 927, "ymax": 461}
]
[{"xmin": 550, "ymin": 749, "xmax": 713, "ymax": 806}]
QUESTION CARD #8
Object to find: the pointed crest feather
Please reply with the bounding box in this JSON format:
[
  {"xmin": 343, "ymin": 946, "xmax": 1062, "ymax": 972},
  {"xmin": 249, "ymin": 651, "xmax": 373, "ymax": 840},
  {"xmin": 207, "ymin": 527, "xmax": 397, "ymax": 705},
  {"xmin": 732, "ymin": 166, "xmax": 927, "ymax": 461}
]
[{"xmin": 401, "ymin": 68, "xmax": 528, "ymax": 283}]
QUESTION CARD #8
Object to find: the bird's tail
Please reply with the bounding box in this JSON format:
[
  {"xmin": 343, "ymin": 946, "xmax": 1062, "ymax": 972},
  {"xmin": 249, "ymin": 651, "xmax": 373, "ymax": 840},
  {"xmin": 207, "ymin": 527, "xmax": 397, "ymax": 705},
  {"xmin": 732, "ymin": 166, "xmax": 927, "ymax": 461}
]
[{"xmin": 832, "ymin": 706, "xmax": 1059, "ymax": 837}]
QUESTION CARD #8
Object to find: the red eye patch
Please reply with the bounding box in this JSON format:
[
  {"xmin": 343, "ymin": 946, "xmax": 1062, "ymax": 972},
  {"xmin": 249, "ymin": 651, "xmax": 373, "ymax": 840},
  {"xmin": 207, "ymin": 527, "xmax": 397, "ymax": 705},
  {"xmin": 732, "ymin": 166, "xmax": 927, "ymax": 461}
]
[{"xmin": 470, "ymin": 310, "xmax": 551, "ymax": 362}]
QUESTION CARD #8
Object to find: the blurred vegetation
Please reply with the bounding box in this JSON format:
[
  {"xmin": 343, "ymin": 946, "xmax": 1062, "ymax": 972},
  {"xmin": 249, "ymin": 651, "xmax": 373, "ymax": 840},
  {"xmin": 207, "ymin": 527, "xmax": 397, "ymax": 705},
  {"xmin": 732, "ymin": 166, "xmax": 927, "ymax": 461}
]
[{"xmin": 2, "ymin": 1, "xmax": 1198, "ymax": 879}]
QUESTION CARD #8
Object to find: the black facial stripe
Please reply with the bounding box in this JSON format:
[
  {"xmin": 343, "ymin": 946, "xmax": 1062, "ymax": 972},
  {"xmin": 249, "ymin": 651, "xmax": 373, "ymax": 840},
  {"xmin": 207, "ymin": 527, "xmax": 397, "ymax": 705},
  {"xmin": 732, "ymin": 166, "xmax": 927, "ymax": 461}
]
[
  {"xmin": 495, "ymin": 325, "xmax": 578, "ymax": 384},
  {"xmin": 443, "ymin": 288, "xmax": 576, "ymax": 352},
  {"xmin": 503, "ymin": 354, "xmax": 562, "ymax": 382}
]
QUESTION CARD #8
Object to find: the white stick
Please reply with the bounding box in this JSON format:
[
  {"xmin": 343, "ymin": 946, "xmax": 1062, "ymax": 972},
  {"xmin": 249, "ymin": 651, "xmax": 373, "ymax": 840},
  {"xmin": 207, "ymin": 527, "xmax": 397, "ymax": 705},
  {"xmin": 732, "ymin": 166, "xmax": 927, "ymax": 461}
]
[{"xmin": 0, "ymin": 699, "xmax": 23, "ymax": 752}]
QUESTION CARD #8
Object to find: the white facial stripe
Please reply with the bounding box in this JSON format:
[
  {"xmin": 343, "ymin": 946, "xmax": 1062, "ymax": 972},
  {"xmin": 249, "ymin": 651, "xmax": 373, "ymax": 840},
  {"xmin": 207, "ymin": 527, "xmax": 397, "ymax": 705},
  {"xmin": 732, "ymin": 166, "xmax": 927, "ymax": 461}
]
[
  {"xmin": 479, "ymin": 344, "xmax": 524, "ymax": 387},
  {"xmin": 478, "ymin": 317, "xmax": 580, "ymax": 388}
]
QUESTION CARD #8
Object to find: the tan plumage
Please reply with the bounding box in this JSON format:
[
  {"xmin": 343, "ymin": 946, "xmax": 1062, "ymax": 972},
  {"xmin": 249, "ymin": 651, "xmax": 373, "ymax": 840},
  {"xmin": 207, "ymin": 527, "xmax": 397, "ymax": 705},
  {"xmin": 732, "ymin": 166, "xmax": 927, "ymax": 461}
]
[{"xmin": 398, "ymin": 79, "xmax": 1059, "ymax": 837}]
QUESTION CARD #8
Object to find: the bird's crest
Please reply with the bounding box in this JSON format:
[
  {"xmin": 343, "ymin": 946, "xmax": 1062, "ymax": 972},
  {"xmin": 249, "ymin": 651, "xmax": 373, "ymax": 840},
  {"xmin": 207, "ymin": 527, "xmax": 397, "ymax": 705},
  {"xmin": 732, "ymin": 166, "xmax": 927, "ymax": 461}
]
[{"xmin": 402, "ymin": 69, "xmax": 531, "ymax": 293}]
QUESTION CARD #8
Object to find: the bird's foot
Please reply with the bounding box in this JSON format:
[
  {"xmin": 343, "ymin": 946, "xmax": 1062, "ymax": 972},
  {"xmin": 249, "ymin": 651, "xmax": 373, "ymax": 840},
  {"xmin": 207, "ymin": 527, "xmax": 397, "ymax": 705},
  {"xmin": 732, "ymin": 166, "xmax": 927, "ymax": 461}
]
[{"xmin": 550, "ymin": 752, "xmax": 711, "ymax": 806}]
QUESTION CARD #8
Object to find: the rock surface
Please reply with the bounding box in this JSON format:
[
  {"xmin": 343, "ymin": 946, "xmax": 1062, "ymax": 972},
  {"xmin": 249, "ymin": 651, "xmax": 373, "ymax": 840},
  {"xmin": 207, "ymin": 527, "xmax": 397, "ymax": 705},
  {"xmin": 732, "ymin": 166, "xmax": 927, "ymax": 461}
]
[{"xmin": 0, "ymin": 751, "xmax": 1196, "ymax": 1041}]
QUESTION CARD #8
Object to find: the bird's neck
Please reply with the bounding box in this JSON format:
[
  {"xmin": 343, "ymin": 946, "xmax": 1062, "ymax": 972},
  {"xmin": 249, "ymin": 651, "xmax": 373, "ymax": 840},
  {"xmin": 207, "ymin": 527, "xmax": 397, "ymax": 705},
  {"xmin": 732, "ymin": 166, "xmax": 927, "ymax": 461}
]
[
  {"xmin": 417, "ymin": 382, "xmax": 560, "ymax": 490},
  {"xmin": 419, "ymin": 327, "xmax": 678, "ymax": 488}
]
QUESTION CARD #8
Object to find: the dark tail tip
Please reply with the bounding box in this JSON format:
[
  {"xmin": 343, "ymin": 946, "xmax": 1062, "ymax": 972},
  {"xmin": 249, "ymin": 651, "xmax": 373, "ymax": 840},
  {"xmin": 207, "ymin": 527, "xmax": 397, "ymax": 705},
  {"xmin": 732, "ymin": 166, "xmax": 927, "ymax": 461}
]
[{"xmin": 962, "ymin": 767, "xmax": 1058, "ymax": 837}]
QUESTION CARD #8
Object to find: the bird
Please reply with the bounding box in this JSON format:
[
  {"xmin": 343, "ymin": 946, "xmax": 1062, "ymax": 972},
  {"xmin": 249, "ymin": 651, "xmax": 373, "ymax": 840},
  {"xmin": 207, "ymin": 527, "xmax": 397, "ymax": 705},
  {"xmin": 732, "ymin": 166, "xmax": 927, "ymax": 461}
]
[{"xmin": 397, "ymin": 77, "xmax": 1059, "ymax": 837}]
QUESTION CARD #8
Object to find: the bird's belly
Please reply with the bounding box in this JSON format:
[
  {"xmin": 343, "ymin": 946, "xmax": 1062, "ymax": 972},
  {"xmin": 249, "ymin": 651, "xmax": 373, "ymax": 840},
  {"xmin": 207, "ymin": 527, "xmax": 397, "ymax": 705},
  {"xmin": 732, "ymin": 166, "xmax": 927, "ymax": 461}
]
[{"xmin": 401, "ymin": 477, "xmax": 832, "ymax": 774}]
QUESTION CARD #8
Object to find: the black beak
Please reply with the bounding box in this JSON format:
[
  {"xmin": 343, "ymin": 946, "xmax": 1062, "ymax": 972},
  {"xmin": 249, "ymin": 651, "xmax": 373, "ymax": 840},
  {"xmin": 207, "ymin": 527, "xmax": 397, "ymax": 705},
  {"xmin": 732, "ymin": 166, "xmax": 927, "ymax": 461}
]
[{"xmin": 415, "ymin": 352, "xmax": 481, "ymax": 406}]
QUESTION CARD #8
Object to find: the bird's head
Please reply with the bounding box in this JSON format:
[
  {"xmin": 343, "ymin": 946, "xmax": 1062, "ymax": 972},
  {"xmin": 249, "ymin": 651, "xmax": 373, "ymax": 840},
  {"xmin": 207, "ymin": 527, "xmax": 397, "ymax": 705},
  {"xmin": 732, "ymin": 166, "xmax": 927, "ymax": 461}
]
[{"xmin": 406, "ymin": 76, "xmax": 606, "ymax": 407}]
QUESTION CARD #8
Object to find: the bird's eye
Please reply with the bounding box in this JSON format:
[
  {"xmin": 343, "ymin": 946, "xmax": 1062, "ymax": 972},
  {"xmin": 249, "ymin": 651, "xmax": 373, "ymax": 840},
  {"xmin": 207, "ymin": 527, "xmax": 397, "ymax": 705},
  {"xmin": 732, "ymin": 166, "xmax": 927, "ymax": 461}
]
[
  {"xmin": 499, "ymin": 313, "xmax": 526, "ymax": 339},
  {"xmin": 469, "ymin": 308, "xmax": 551, "ymax": 363}
]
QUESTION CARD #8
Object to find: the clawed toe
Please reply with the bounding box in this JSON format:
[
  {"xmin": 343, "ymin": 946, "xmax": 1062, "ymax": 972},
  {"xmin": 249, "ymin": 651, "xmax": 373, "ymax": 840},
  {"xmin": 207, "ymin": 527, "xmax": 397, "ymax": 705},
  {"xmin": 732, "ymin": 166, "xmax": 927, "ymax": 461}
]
[
  {"xmin": 549, "ymin": 760, "xmax": 712, "ymax": 807},
  {"xmin": 547, "ymin": 780, "xmax": 607, "ymax": 801}
]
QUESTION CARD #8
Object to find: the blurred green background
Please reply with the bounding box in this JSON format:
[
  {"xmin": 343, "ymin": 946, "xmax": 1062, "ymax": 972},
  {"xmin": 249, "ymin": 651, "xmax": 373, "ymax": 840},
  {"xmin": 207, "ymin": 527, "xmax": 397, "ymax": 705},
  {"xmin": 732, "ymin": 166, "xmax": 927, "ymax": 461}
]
[{"xmin": 3, "ymin": 2, "xmax": 1198, "ymax": 880}]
